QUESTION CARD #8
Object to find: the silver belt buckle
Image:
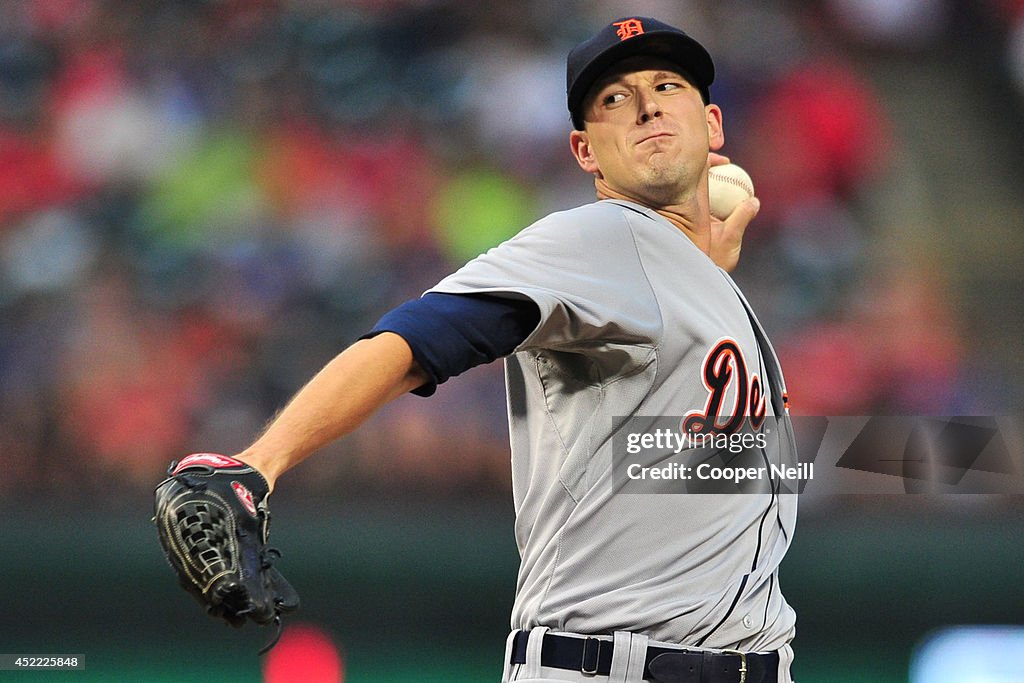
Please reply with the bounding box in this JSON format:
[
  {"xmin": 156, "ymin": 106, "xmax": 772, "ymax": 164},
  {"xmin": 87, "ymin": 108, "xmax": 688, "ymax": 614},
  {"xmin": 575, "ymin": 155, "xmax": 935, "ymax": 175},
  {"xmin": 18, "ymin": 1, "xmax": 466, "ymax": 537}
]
[
  {"xmin": 581, "ymin": 637, "xmax": 601, "ymax": 675},
  {"xmin": 721, "ymin": 649, "xmax": 747, "ymax": 683}
]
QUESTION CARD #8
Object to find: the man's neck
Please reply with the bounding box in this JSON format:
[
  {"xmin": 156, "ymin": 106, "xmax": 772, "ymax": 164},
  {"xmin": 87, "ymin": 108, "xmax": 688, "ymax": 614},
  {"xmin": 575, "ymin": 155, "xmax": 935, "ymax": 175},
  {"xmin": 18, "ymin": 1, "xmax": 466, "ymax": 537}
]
[{"xmin": 595, "ymin": 183, "xmax": 712, "ymax": 257}]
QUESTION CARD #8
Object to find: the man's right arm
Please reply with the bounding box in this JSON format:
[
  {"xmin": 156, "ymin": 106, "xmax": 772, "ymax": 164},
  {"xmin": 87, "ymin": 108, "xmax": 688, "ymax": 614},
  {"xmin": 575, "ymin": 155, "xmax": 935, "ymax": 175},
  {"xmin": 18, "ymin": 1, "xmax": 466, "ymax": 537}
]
[{"xmin": 235, "ymin": 331, "xmax": 428, "ymax": 491}]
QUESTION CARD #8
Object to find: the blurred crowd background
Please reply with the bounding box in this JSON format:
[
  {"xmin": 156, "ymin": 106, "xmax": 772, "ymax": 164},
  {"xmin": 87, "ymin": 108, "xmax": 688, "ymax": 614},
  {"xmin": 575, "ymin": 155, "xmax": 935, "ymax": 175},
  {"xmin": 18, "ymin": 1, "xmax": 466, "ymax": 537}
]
[
  {"xmin": 3, "ymin": 2, "xmax": 1024, "ymax": 682},
  {"xmin": 1, "ymin": 0, "xmax": 1022, "ymax": 502}
]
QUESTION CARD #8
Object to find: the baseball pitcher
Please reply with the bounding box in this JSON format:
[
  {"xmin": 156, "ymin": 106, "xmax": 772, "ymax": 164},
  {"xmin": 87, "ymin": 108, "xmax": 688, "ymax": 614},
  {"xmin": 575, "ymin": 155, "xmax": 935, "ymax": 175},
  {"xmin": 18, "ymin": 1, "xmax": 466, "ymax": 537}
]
[{"xmin": 155, "ymin": 16, "xmax": 797, "ymax": 683}]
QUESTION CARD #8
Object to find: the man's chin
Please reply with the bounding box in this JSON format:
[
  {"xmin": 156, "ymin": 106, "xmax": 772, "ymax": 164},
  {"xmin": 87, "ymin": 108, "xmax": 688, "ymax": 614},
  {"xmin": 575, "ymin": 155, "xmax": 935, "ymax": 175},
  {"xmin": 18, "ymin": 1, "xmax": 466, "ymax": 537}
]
[{"xmin": 638, "ymin": 172, "xmax": 689, "ymax": 202}]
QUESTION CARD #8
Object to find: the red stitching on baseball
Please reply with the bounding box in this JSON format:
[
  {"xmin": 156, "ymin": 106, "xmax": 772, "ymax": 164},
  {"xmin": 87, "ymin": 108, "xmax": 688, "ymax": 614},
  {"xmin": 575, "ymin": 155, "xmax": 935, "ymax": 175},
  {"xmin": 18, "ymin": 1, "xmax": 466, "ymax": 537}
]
[{"xmin": 709, "ymin": 171, "xmax": 753, "ymax": 196}]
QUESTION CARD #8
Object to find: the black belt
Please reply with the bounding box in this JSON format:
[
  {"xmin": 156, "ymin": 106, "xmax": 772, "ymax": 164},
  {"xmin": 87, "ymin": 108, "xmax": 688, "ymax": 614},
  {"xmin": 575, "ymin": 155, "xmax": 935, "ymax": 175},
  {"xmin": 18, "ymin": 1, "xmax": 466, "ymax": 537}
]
[{"xmin": 510, "ymin": 631, "xmax": 779, "ymax": 683}]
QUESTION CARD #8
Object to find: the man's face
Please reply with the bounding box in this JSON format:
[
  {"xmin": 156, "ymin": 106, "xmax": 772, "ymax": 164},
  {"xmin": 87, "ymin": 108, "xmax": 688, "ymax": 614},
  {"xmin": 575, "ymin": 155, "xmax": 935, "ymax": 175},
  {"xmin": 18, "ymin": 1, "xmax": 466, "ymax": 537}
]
[{"xmin": 570, "ymin": 56, "xmax": 723, "ymax": 207}]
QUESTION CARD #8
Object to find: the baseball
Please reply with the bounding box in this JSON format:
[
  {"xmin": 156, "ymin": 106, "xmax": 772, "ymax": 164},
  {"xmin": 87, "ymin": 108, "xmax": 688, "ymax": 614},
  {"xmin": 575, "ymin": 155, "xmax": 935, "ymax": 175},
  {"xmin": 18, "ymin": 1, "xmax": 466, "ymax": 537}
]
[{"xmin": 708, "ymin": 163, "xmax": 755, "ymax": 220}]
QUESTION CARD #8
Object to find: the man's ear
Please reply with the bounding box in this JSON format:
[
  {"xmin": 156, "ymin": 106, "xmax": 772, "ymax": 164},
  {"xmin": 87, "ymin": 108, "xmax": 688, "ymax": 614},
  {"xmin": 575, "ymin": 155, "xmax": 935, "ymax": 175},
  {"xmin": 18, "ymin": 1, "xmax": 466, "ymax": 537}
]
[
  {"xmin": 570, "ymin": 129, "xmax": 600, "ymax": 175},
  {"xmin": 706, "ymin": 104, "xmax": 724, "ymax": 151}
]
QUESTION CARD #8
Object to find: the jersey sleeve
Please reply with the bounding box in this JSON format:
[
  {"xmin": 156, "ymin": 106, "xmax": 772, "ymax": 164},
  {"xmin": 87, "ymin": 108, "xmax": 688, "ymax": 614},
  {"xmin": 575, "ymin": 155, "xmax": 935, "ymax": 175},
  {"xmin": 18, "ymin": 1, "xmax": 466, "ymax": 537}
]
[
  {"xmin": 427, "ymin": 202, "xmax": 663, "ymax": 353},
  {"xmin": 362, "ymin": 292, "xmax": 540, "ymax": 396}
]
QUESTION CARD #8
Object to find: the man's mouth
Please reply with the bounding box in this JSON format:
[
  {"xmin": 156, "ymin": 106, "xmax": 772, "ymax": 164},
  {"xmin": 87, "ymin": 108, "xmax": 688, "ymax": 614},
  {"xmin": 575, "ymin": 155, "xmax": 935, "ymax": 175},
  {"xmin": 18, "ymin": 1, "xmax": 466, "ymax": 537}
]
[{"xmin": 637, "ymin": 132, "xmax": 673, "ymax": 144}]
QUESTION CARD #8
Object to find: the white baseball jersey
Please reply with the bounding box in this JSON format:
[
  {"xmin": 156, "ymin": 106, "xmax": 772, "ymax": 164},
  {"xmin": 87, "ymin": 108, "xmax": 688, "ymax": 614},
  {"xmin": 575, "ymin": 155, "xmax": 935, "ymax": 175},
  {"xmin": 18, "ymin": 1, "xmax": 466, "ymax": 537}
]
[{"xmin": 429, "ymin": 199, "xmax": 797, "ymax": 652}]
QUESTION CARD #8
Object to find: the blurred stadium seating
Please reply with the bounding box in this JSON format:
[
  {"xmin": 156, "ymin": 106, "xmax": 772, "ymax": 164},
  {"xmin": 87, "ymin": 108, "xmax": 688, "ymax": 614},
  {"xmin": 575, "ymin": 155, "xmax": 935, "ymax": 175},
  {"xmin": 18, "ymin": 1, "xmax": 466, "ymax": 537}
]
[{"xmin": 1, "ymin": 1, "xmax": 1022, "ymax": 680}]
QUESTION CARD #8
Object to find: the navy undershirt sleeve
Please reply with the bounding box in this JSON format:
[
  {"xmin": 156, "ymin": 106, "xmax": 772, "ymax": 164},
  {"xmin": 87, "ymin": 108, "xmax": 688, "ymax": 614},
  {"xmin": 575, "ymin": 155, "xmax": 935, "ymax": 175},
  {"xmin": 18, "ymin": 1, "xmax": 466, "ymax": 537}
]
[{"xmin": 361, "ymin": 292, "xmax": 541, "ymax": 396}]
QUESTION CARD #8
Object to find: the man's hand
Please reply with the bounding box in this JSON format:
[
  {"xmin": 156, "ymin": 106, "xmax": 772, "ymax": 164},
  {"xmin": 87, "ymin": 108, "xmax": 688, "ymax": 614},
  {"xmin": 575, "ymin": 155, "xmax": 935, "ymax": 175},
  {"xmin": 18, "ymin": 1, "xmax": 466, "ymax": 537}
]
[{"xmin": 708, "ymin": 153, "xmax": 760, "ymax": 272}]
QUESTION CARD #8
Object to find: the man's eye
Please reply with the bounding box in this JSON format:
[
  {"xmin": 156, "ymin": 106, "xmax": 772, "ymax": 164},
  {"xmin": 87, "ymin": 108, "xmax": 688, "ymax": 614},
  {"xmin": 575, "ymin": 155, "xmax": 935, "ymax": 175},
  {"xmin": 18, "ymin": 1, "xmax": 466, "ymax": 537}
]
[
  {"xmin": 656, "ymin": 82, "xmax": 682, "ymax": 92},
  {"xmin": 603, "ymin": 92, "xmax": 626, "ymax": 105}
]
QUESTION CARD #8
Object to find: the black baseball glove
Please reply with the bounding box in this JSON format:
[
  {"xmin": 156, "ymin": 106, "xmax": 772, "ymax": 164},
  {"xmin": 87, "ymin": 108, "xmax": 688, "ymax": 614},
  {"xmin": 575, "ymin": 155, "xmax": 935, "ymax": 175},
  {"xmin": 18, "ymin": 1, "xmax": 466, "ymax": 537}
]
[{"xmin": 154, "ymin": 453, "xmax": 299, "ymax": 653}]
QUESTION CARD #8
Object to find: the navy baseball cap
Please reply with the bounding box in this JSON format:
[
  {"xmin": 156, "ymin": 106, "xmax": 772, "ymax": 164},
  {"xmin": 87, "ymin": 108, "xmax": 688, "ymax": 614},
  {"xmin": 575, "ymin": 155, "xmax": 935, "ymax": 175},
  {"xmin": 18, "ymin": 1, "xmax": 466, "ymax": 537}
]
[{"xmin": 567, "ymin": 17, "xmax": 715, "ymax": 130}]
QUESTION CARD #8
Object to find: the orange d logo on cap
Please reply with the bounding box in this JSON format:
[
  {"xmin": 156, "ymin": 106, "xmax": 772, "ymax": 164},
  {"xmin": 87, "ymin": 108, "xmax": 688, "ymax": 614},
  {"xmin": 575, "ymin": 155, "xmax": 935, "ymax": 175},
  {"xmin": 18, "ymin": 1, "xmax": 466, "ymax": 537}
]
[{"xmin": 613, "ymin": 19, "xmax": 645, "ymax": 40}]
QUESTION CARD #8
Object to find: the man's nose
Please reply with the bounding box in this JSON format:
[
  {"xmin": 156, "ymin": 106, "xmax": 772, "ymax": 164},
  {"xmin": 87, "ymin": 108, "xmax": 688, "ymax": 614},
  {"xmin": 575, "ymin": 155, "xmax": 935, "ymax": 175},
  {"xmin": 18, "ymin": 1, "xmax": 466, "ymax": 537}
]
[{"xmin": 637, "ymin": 89, "xmax": 662, "ymax": 123}]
